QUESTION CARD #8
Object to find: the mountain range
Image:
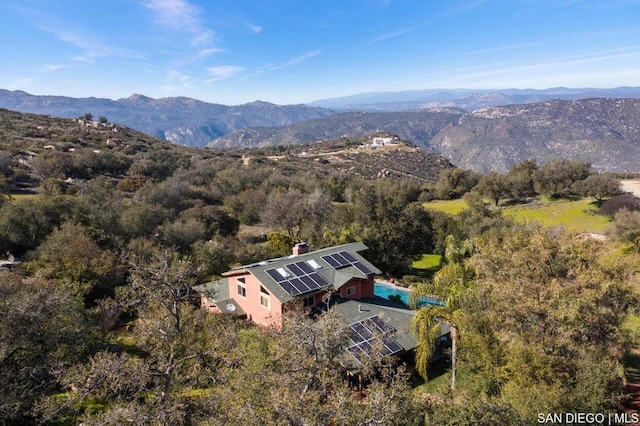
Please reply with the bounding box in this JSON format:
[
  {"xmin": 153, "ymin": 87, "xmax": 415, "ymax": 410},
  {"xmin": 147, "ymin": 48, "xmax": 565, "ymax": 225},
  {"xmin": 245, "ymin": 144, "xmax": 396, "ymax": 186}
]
[
  {"xmin": 4, "ymin": 87, "xmax": 640, "ymax": 148},
  {"xmin": 0, "ymin": 90, "xmax": 334, "ymax": 148},
  {"xmin": 212, "ymin": 98, "xmax": 640, "ymax": 173},
  {"xmin": 308, "ymin": 87, "xmax": 640, "ymax": 111},
  {"xmin": 3, "ymin": 88, "xmax": 640, "ymax": 173}
]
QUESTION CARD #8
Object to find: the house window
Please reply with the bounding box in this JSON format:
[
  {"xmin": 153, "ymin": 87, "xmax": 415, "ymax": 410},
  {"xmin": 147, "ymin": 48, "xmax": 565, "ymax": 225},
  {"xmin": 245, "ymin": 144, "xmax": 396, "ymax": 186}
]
[
  {"xmin": 260, "ymin": 286, "xmax": 270, "ymax": 309},
  {"xmin": 237, "ymin": 278, "xmax": 247, "ymax": 298},
  {"xmin": 303, "ymin": 295, "xmax": 315, "ymax": 307},
  {"xmin": 260, "ymin": 294, "xmax": 270, "ymax": 309},
  {"xmin": 346, "ymin": 286, "xmax": 356, "ymax": 296}
]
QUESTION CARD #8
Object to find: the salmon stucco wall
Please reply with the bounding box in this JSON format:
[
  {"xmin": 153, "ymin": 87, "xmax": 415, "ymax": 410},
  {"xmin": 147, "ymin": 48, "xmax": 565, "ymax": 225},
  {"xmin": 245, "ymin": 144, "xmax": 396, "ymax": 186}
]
[{"xmin": 228, "ymin": 273, "xmax": 283, "ymax": 326}]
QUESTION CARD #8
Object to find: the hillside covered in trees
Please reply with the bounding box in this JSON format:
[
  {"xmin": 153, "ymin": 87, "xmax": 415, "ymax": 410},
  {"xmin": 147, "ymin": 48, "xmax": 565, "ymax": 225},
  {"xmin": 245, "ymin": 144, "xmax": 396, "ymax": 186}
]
[{"xmin": 1, "ymin": 109, "xmax": 639, "ymax": 424}]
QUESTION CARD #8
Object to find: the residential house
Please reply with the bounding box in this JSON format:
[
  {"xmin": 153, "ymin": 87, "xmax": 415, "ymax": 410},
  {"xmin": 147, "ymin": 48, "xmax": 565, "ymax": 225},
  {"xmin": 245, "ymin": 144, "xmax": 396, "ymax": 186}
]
[
  {"xmin": 371, "ymin": 136, "xmax": 393, "ymax": 147},
  {"xmin": 194, "ymin": 242, "xmax": 449, "ymax": 369}
]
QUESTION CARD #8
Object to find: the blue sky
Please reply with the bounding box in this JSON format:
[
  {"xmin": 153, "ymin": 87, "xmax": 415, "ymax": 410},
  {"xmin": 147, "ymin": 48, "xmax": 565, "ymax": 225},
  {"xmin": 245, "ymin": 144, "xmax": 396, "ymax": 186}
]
[{"xmin": 2, "ymin": 0, "xmax": 640, "ymax": 105}]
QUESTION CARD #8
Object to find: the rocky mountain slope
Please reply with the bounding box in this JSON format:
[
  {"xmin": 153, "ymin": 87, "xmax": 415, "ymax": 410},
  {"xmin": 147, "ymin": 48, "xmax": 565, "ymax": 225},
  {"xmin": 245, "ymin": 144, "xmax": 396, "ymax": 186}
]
[
  {"xmin": 429, "ymin": 98, "xmax": 640, "ymax": 173},
  {"xmin": 209, "ymin": 108, "xmax": 465, "ymax": 149},
  {"xmin": 212, "ymin": 98, "xmax": 640, "ymax": 173},
  {"xmin": 0, "ymin": 90, "xmax": 335, "ymax": 148}
]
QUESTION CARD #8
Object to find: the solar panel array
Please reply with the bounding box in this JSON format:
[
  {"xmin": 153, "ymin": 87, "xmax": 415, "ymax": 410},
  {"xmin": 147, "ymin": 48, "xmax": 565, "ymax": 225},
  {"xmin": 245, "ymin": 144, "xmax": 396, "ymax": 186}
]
[
  {"xmin": 265, "ymin": 260, "xmax": 331, "ymax": 296},
  {"xmin": 321, "ymin": 251, "xmax": 374, "ymax": 276},
  {"xmin": 346, "ymin": 315, "xmax": 404, "ymax": 363}
]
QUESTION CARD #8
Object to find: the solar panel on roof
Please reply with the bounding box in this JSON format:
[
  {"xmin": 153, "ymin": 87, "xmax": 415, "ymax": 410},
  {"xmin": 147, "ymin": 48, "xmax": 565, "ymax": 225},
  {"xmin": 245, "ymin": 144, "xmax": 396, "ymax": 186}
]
[
  {"xmin": 339, "ymin": 251, "xmax": 357, "ymax": 263},
  {"xmin": 348, "ymin": 346, "xmax": 368, "ymax": 363},
  {"xmin": 277, "ymin": 279, "xmax": 297, "ymax": 295},
  {"xmin": 346, "ymin": 315, "xmax": 403, "ymax": 364},
  {"xmin": 371, "ymin": 315, "xmax": 395, "ymax": 333},
  {"xmin": 309, "ymin": 272, "xmax": 329, "ymax": 286},
  {"xmin": 359, "ymin": 340, "xmax": 373, "ymax": 353},
  {"xmin": 349, "ymin": 325, "xmax": 366, "ymax": 343},
  {"xmin": 352, "ymin": 322, "xmax": 373, "ymax": 340},
  {"xmin": 266, "ymin": 269, "xmax": 287, "ymax": 282},
  {"xmin": 331, "ymin": 252, "xmax": 350, "ymax": 266},
  {"xmin": 384, "ymin": 339, "xmax": 403, "ymax": 354},
  {"xmin": 321, "ymin": 251, "xmax": 375, "ymax": 276},
  {"xmin": 353, "ymin": 262, "xmax": 373, "ymax": 276},
  {"xmin": 289, "ymin": 277, "xmax": 308, "ymax": 294},
  {"xmin": 265, "ymin": 262, "xmax": 331, "ymax": 296},
  {"xmin": 298, "ymin": 275, "xmax": 314, "ymax": 289},
  {"xmin": 286, "ymin": 263, "xmax": 305, "ymax": 277},
  {"xmin": 322, "ymin": 255, "xmax": 340, "ymax": 268},
  {"xmin": 296, "ymin": 261, "xmax": 314, "ymax": 274}
]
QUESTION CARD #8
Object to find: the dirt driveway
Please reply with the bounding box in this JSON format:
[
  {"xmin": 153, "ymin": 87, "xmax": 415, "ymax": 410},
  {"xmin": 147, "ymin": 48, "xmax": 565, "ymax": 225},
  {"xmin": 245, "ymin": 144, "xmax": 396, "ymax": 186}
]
[{"xmin": 620, "ymin": 180, "xmax": 640, "ymax": 198}]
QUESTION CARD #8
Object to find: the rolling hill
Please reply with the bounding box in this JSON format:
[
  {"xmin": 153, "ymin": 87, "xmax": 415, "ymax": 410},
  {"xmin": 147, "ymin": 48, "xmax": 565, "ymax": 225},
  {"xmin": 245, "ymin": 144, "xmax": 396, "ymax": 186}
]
[
  {"xmin": 0, "ymin": 109, "xmax": 452, "ymax": 196},
  {"xmin": 0, "ymin": 90, "xmax": 335, "ymax": 148}
]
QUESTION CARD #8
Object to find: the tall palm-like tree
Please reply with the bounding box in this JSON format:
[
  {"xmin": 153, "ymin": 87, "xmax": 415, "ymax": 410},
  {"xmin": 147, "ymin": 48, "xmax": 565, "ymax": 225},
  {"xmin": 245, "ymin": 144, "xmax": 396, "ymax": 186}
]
[{"xmin": 410, "ymin": 235, "xmax": 474, "ymax": 391}]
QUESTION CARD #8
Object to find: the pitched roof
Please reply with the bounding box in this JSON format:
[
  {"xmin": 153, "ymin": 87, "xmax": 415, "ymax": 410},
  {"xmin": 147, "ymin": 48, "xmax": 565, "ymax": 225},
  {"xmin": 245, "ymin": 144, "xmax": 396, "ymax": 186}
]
[
  {"xmin": 329, "ymin": 297, "xmax": 417, "ymax": 351},
  {"xmin": 327, "ymin": 296, "xmax": 450, "ymax": 369},
  {"xmin": 222, "ymin": 242, "xmax": 381, "ymax": 303},
  {"xmin": 192, "ymin": 278, "xmax": 245, "ymax": 316}
]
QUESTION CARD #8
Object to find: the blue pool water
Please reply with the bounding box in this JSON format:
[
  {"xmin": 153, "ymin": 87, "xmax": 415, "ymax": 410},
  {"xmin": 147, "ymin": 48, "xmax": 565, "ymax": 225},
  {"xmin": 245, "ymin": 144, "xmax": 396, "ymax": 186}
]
[{"xmin": 374, "ymin": 282, "xmax": 442, "ymax": 307}]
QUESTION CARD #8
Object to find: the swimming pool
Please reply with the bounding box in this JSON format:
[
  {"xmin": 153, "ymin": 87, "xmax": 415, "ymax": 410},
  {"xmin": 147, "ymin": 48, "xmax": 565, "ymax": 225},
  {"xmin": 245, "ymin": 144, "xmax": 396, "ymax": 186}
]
[{"xmin": 374, "ymin": 282, "xmax": 442, "ymax": 307}]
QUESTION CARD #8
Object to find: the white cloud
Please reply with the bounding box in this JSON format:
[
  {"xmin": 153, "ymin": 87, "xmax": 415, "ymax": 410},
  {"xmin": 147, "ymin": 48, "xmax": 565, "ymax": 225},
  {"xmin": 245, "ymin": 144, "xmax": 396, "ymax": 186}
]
[
  {"xmin": 167, "ymin": 70, "xmax": 194, "ymax": 88},
  {"xmin": 145, "ymin": 0, "xmax": 216, "ymax": 46},
  {"xmin": 205, "ymin": 65, "xmax": 245, "ymax": 82},
  {"xmin": 34, "ymin": 23, "xmax": 144, "ymax": 63},
  {"xmin": 45, "ymin": 64, "xmax": 66, "ymax": 71},
  {"xmin": 146, "ymin": 0, "xmax": 200, "ymax": 28},
  {"xmin": 248, "ymin": 23, "xmax": 263, "ymax": 34},
  {"xmin": 198, "ymin": 48, "xmax": 224, "ymax": 57}
]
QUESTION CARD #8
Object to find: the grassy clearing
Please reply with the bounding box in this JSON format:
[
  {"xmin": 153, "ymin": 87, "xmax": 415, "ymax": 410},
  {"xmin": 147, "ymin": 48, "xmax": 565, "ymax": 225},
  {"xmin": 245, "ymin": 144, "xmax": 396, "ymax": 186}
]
[
  {"xmin": 503, "ymin": 198, "xmax": 611, "ymax": 233},
  {"xmin": 409, "ymin": 254, "xmax": 443, "ymax": 279},
  {"xmin": 423, "ymin": 199, "xmax": 468, "ymax": 215},
  {"xmin": 425, "ymin": 197, "xmax": 611, "ymax": 234},
  {"xmin": 412, "ymin": 254, "xmax": 442, "ymax": 270}
]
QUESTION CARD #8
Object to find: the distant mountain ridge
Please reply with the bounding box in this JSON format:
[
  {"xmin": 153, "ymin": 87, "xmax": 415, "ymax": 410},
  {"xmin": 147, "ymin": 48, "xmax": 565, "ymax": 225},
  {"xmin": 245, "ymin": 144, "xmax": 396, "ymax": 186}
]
[
  {"xmin": 309, "ymin": 87, "xmax": 640, "ymax": 111},
  {"xmin": 0, "ymin": 90, "xmax": 335, "ymax": 147},
  {"xmin": 3, "ymin": 87, "xmax": 640, "ymax": 148},
  {"xmin": 212, "ymin": 98, "xmax": 640, "ymax": 173},
  {"xmin": 4, "ymin": 89, "xmax": 640, "ymax": 173}
]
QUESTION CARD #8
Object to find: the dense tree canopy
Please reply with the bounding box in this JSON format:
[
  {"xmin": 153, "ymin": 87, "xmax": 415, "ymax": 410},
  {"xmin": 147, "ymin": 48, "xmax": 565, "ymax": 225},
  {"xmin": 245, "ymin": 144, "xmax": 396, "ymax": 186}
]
[{"xmin": 0, "ymin": 109, "xmax": 637, "ymax": 424}]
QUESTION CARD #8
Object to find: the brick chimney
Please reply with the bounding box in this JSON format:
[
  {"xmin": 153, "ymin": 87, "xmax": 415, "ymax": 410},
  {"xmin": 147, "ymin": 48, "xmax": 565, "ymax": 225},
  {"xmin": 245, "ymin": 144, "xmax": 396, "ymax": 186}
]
[{"xmin": 293, "ymin": 242, "xmax": 309, "ymax": 256}]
